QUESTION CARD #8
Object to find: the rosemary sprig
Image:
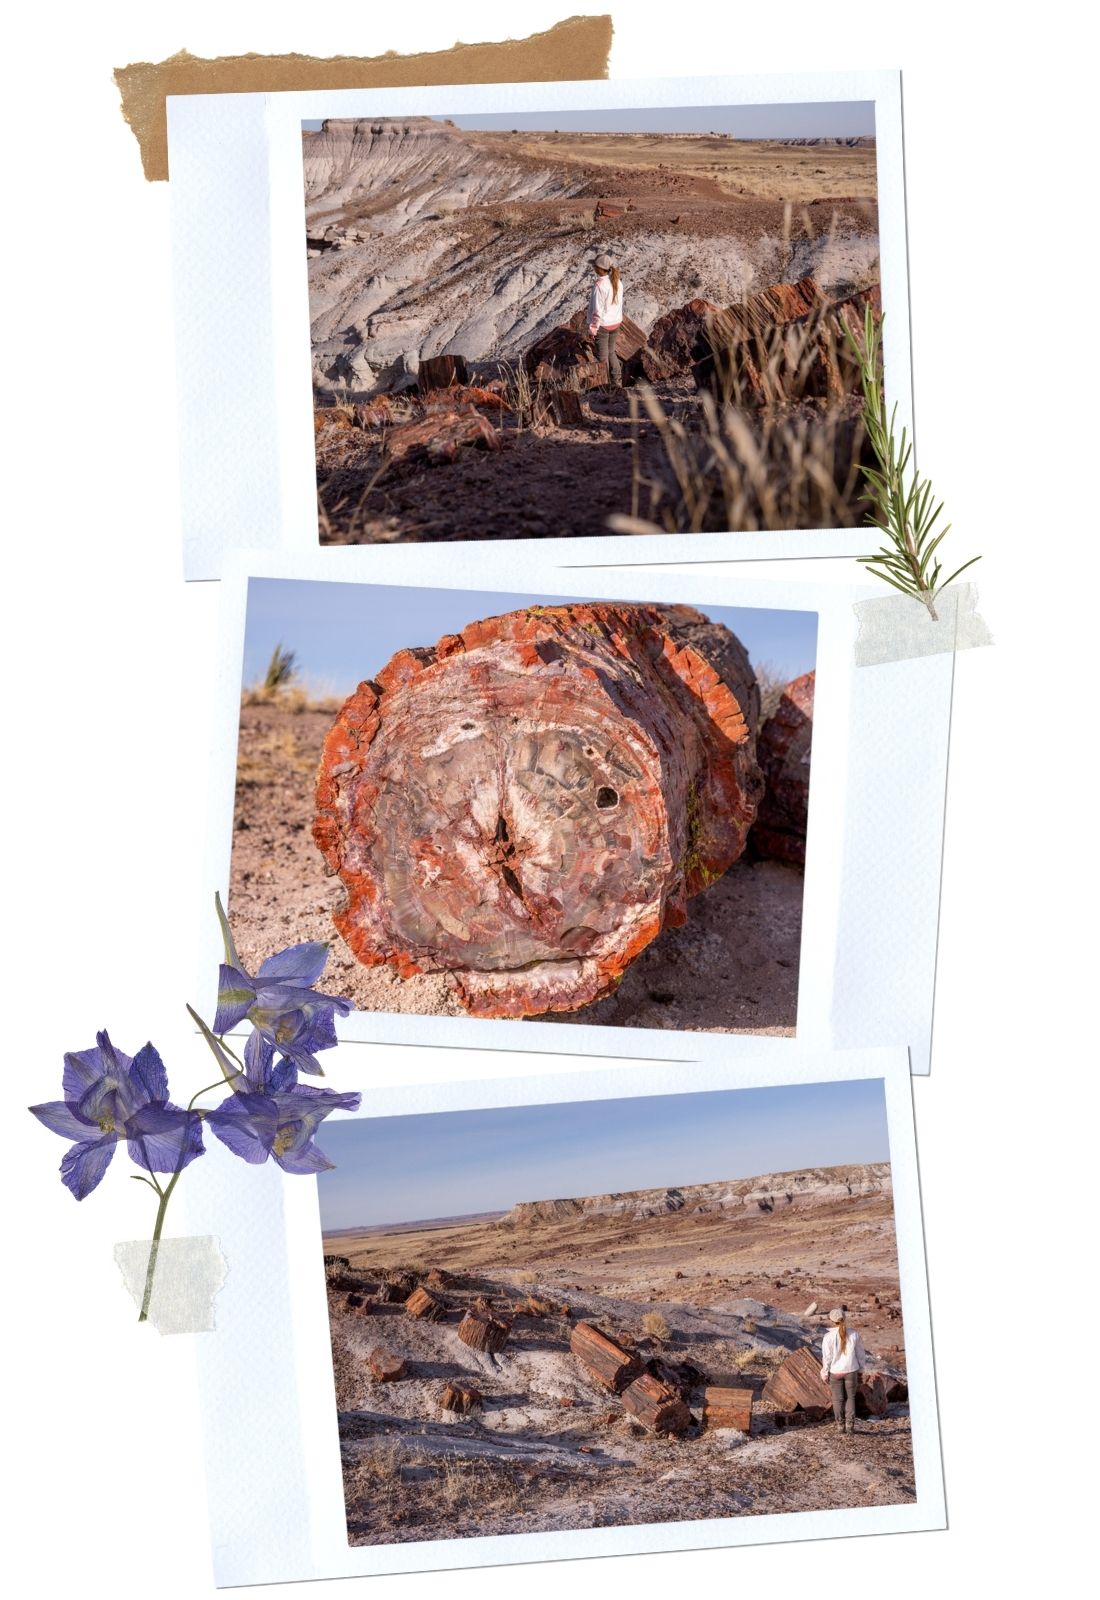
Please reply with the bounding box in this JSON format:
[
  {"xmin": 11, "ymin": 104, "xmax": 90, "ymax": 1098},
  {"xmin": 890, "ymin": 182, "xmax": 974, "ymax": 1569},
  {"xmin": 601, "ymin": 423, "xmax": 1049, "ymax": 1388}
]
[{"xmin": 844, "ymin": 307, "xmax": 979, "ymax": 620}]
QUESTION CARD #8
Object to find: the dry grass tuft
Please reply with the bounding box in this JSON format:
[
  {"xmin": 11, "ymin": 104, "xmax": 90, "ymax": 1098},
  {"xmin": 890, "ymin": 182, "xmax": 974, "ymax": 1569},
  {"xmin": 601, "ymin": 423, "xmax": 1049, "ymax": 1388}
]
[{"xmin": 641, "ymin": 1311, "xmax": 671, "ymax": 1342}]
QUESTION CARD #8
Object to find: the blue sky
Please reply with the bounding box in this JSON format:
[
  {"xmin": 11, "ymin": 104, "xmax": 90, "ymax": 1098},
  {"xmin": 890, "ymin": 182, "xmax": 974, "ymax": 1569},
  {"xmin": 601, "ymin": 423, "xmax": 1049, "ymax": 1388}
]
[
  {"xmin": 303, "ymin": 102, "xmax": 875, "ymax": 138},
  {"xmin": 241, "ymin": 579, "xmax": 817, "ymax": 700},
  {"xmin": 318, "ymin": 1078, "xmax": 889, "ymax": 1230}
]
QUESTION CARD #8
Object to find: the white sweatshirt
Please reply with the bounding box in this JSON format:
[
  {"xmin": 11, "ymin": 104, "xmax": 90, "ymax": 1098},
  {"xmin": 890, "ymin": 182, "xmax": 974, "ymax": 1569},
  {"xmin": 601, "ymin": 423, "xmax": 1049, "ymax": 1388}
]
[
  {"xmin": 588, "ymin": 274, "xmax": 624, "ymax": 330},
  {"xmin": 821, "ymin": 1327, "xmax": 867, "ymax": 1379}
]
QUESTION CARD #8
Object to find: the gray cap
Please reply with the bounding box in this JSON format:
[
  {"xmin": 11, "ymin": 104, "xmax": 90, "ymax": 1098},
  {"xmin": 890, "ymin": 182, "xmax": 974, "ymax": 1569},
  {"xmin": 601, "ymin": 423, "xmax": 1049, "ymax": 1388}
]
[
  {"xmin": 828, "ymin": 1307, "xmax": 846, "ymax": 1323},
  {"xmin": 592, "ymin": 252, "xmax": 613, "ymax": 270}
]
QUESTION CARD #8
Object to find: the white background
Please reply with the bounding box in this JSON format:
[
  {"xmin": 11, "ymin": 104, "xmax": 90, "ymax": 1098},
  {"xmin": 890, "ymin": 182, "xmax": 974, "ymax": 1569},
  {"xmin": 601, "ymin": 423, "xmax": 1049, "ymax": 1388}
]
[{"xmin": 1, "ymin": 3, "xmax": 1093, "ymax": 1597}]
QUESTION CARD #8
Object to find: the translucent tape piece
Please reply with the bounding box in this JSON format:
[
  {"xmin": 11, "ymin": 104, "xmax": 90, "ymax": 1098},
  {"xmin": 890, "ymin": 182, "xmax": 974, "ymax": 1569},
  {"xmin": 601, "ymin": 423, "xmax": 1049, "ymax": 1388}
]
[
  {"xmin": 115, "ymin": 1236, "xmax": 229, "ymax": 1334},
  {"xmin": 854, "ymin": 582, "xmax": 992, "ymax": 666}
]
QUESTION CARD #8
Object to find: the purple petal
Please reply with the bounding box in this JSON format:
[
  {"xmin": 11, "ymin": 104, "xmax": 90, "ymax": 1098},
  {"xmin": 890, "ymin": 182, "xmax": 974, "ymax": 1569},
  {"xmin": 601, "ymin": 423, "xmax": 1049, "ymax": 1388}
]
[
  {"xmin": 78, "ymin": 1075, "xmax": 135, "ymax": 1131},
  {"xmin": 60, "ymin": 1136, "xmax": 117, "ymax": 1199},
  {"xmin": 273, "ymin": 1137, "xmax": 335, "ymax": 1175},
  {"xmin": 268, "ymin": 1056, "xmax": 298, "ymax": 1093},
  {"xmin": 244, "ymin": 1029, "xmax": 276, "ymax": 1092},
  {"xmin": 256, "ymin": 942, "xmax": 331, "ymax": 986},
  {"xmin": 206, "ymin": 1094, "xmax": 279, "ymax": 1164},
  {"xmin": 214, "ymin": 965, "xmax": 256, "ymax": 1033},
  {"xmin": 275, "ymin": 1086, "xmax": 361, "ymax": 1117},
  {"xmin": 128, "ymin": 1042, "xmax": 169, "ymax": 1106},
  {"xmin": 125, "ymin": 1105, "xmax": 205, "ymax": 1174},
  {"xmin": 63, "ymin": 1038, "xmax": 131, "ymax": 1104},
  {"xmin": 285, "ymin": 1048, "xmax": 325, "ymax": 1078},
  {"xmin": 29, "ymin": 1101, "xmax": 99, "ymax": 1141}
]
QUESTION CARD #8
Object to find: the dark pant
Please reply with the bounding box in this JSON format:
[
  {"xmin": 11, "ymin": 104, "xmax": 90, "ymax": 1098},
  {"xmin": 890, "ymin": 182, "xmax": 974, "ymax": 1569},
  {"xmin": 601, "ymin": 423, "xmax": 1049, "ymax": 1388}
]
[
  {"xmin": 830, "ymin": 1372, "xmax": 858, "ymax": 1429},
  {"xmin": 596, "ymin": 325, "xmax": 622, "ymax": 386}
]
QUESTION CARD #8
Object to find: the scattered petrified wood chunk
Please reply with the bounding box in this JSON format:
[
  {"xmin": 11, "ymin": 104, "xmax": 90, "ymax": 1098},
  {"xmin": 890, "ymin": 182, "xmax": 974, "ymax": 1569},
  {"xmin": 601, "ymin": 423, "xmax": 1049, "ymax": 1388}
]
[
  {"xmin": 547, "ymin": 389, "xmax": 588, "ymax": 428},
  {"xmin": 383, "ymin": 408, "xmax": 500, "ymax": 465},
  {"xmin": 692, "ymin": 279, "xmax": 881, "ymax": 408},
  {"xmin": 761, "ymin": 1346, "xmax": 831, "ymax": 1412},
  {"xmin": 886, "ymin": 1376, "xmax": 909, "ymax": 1403},
  {"xmin": 620, "ymin": 1371, "xmax": 693, "ymax": 1435},
  {"xmin": 752, "ymin": 670, "xmax": 815, "ymax": 866},
  {"xmin": 420, "ymin": 384, "xmax": 512, "ymax": 414},
  {"xmin": 773, "ymin": 1405, "xmax": 828, "ymax": 1428},
  {"xmin": 457, "ymin": 1309, "xmax": 512, "ymax": 1355},
  {"xmin": 417, "ymin": 354, "xmax": 469, "ymax": 394},
  {"xmin": 628, "ymin": 298, "xmax": 723, "ymax": 383},
  {"xmin": 440, "ymin": 1381, "xmax": 482, "ymax": 1415},
  {"xmin": 368, "ymin": 1346, "xmax": 407, "ymax": 1382},
  {"xmin": 571, "ymin": 1322, "xmax": 643, "ymax": 1393},
  {"xmin": 856, "ymin": 1371, "xmax": 890, "ymax": 1418},
  {"xmin": 426, "ymin": 1267, "xmax": 454, "ymax": 1288},
  {"xmin": 703, "ymin": 1386, "xmax": 754, "ymax": 1433},
  {"xmin": 345, "ymin": 1292, "xmax": 372, "ymax": 1317},
  {"xmin": 405, "ymin": 1286, "xmax": 449, "ymax": 1322},
  {"xmin": 314, "ymin": 603, "xmax": 763, "ymax": 1018}
]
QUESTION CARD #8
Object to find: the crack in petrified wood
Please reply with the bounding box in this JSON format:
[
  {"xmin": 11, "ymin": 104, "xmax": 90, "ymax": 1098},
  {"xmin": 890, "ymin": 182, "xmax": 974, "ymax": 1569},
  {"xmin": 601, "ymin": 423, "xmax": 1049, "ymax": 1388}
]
[{"xmin": 314, "ymin": 603, "xmax": 764, "ymax": 1018}]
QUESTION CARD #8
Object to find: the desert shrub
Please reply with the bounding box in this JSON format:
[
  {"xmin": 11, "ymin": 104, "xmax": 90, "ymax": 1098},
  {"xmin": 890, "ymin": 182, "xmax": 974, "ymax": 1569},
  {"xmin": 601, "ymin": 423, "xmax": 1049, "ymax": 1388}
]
[
  {"xmin": 641, "ymin": 1311, "xmax": 671, "ymax": 1342},
  {"xmin": 741, "ymin": 1318, "xmax": 757, "ymax": 1335},
  {"xmin": 751, "ymin": 661, "xmax": 790, "ymax": 728},
  {"xmin": 517, "ymin": 1270, "xmax": 539, "ymax": 1287}
]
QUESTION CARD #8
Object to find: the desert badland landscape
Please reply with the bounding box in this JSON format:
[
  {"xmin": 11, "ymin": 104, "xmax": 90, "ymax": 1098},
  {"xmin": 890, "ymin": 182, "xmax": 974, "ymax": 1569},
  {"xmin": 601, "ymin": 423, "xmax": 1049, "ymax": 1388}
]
[
  {"xmin": 306, "ymin": 118, "xmax": 881, "ymax": 541},
  {"xmin": 324, "ymin": 1162, "xmax": 912, "ymax": 1544}
]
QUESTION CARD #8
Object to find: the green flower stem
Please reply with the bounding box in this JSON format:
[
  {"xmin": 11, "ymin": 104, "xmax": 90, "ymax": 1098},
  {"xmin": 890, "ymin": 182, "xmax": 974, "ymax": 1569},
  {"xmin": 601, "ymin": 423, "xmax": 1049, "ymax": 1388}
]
[{"xmin": 138, "ymin": 1164, "xmax": 185, "ymax": 1323}]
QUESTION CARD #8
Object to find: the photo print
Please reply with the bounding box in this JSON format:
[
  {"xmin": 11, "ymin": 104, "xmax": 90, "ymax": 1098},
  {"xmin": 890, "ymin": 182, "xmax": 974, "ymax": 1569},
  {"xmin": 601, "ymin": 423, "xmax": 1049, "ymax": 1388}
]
[
  {"xmin": 168, "ymin": 71, "xmax": 910, "ymax": 575},
  {"xmin": 229, "ymin": 576, "xmax": 817, "ymax": 1039},
  {"xmin": 307, "ymin": 100, "xmax": 881, "ymax": 545},
  {"xmin": 185, "ymin": 1048, "xmax": 943, "ymax": 1584},
  {"xmin": 321, "ymin": 1078, "xmax": 917, "ymax": 1547}
]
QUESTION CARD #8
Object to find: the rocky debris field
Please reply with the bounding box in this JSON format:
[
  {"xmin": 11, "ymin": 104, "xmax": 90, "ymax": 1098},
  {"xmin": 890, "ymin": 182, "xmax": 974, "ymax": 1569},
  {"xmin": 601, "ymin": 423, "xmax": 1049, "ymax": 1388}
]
[
  {"xmin": 229, "ymin": 698, "xmax": 804, "ymax": 1034},
  {"xmin": 325, "ymin": 1169, "xmax": 913, "ymax": 1544}
]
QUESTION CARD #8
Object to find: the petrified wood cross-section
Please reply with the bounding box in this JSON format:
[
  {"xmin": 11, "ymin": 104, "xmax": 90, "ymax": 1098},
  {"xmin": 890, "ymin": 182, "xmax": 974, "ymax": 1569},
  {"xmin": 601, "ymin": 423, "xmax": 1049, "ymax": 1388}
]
[{"xmin": 314, "ymin": 603, "xmax": 763, "ymax": 1018}]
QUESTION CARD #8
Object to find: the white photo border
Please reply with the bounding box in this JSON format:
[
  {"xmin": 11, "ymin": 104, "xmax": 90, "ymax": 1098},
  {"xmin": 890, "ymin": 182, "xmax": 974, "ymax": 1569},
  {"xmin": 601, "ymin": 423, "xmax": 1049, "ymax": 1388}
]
[{"xmin": 169, "ymin": 70, "xmax": 910, "ymax": 580}]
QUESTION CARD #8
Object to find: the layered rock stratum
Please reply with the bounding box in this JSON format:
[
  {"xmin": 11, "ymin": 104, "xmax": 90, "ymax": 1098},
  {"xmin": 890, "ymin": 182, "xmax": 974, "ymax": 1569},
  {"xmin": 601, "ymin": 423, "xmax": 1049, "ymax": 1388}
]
[{"xmin": 500, "ymin": 1163, "xmax": 892, "ymax": 1228}]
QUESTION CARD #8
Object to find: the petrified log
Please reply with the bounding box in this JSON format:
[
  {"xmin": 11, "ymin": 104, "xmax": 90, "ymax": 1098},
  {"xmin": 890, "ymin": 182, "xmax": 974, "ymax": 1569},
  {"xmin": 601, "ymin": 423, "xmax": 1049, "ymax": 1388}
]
[
  {"xmin": 383, "ymin": 408, "xmax": 500, "ymax": 465},
  {"xmin": 886, "ymin": 1376, "xmax": 909, "ymax": 1404},
  {"xmin": 368, "ymin": 1346, "xmax": 407, "ymax": 1382},
  {"xmin": 440, "ymin": 1381, "xmax": 482, "ymax": 1414},
  {"xmin": 345, "ymin": 1292, "xmax": 372, "ymax": 1317},
  {"xmin": 752, "ymin": 670, "xmax": 815, "ymax": 866},
  {"xmin": 693, "ymin": 281, "xmax": 881, "ymax": 408},
  {"xmin": 761, "ymin": 1346, "xmax": 831, "ymax": 1412},
  {"xmin": 637, "ymin": 298, "xmax": 724, "ymax": 378},
  {"xmin": 405, "ymin": 1285, "xmax": 449, "ymax": 1322},
  {"xmin": 314, "ymin": 603, "xmax": 763, "ymax": 1019},
  {"xmin": 566, "ymin": 307, "xmax": 648, "ymax": 365},
  {"xmin": 417, "ymin": 354, "xmax": 469, "ymax": 394},
  {"xmin": 571, "ymin": 1322, "xmax": 643, "ymax": 1393},
  {"xmin": 703, "ymin": 1386, "xmax": 754, "ymax": 1432},
  {"xmin": 457, "ymin": 1309, "xmax": 512, "ymax": 1354},
  {"xmin": 620, "ymin": 1371, "xmax": 693, "ymax": 1435},
  {"xmin": 525, "ymin": 324, "xmax": 593, "ymax": 379},
  {"xmin": 426, "ymin": 1267, "xmax": 454, "ymax": 1288}
]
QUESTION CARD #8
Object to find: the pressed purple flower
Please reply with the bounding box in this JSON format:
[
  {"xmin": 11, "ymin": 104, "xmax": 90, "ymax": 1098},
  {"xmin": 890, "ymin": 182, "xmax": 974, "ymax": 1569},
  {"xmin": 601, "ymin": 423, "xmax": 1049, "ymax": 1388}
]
[
  {"xmin": 29, "ymin": 1031, "xmax": 205, "ymax": 1200},
  {"xmin": 207, "ymin": 1082, "xmax": 360, "ymax": 1174},
  {"xmin": 213, "ymin": 897, "xmax": 350, "ymax": 1077}
]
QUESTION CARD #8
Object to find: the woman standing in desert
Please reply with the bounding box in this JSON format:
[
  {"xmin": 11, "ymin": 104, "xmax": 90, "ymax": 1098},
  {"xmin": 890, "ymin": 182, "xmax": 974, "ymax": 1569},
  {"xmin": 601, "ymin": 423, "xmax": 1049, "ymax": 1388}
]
[
  {"xmin": 820, "ymin": 1307, "xmax": 868, "ymax": 1434},
  {"xmin": 587, "ymin": 252, "xmax": 625, "ymax": 387}
]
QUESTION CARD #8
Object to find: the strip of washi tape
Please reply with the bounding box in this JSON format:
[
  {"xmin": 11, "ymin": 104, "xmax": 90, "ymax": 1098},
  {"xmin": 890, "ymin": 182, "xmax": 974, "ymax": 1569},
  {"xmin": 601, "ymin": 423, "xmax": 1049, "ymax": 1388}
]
[
  {"xmin": 114, "ymin": 1236, "xmax": 229, "ymax": 1334},
  {"xmin": 853, "ymin": 582, "xmax": 992, "ymax": 666},
  {"xmin": 114, "ymin": 15, "xmax": 613, "ymax": 180}
]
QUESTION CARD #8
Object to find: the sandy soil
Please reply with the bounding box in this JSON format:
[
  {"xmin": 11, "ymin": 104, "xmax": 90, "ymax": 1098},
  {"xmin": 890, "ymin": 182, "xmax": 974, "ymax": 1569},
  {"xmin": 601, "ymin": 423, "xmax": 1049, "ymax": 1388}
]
[
  {"xmin": 475, "ymin": 133, "xmax": 878, "ymax": 205},
  {"xmin": 229, "ymin": 700, "xmax": 802, "ymax": 1035},
  {"xmin": 324, "ymin": 1175, "xmax": 912, "ymax": 1544}
]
